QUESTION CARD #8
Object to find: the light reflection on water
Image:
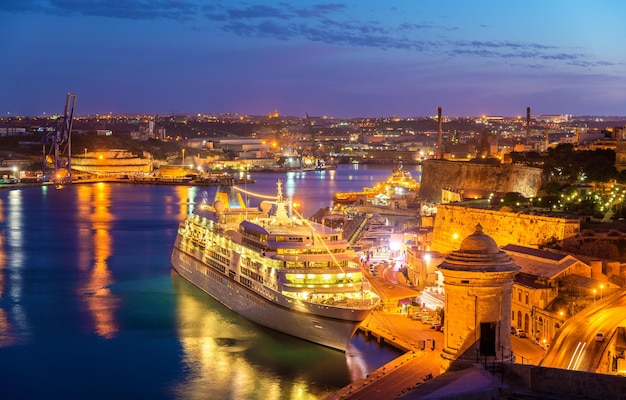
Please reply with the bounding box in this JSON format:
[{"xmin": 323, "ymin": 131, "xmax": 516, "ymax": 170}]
[
  {"xmin": 0, "ymin": 164, "xmax": 412, "ymax": 399},
  {"xmin": 171, "ymin": 272, "xmax": 352, "ymax": 399},
  {"xmin": 76, "ymin": 183, "xmax": 119, "ymax": 339}
]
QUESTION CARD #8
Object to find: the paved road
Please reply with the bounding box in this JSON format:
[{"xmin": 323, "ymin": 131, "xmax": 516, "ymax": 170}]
[{"xmin": 541, "ymin": 288, "xmax": 626, "ymax": 372}]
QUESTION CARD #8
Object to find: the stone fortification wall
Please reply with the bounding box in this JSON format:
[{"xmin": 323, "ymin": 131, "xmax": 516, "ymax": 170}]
[
  {"xmin": 419, "ymin": 160, "xmax": 542, "ymax": 203},
  {"xmin": 505, "ymin": 363, "xmax": 626, "ymax": 399},
  {"xmin": 432, "ymin": 204, "xmax": 580, "ymax": 253}
]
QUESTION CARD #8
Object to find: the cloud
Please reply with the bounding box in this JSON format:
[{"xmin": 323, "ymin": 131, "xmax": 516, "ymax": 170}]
[
  {"xmin": 0, "ymin": 0, "xmax": 614, "ymax": 68},
  {"xmin": 0, "ymin": 0, "xmax": 201, "ymax": 21}
]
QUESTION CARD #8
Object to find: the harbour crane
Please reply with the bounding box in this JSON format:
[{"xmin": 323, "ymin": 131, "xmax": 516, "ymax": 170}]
[{"xmin": 42, "ymin": 93, "xmax": 76, "ymax": 183}]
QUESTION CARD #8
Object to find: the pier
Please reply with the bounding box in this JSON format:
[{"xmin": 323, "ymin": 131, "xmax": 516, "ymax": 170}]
[{"xmin": 326, "ymin": 305, "xmax": 444, "ymax": 399}]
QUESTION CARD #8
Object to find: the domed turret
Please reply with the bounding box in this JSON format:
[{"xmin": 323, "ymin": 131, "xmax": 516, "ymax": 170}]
[
  {"xmin": 438, "ymin": 223, "xmax": 520, "ymax": 373},
  {"xmin": 458, "ymin": 223, "xmax": 499, "ymax": 254},
  {"xmin": 439, "ymin": 223, "xmax": 518, "ymax": 272}
]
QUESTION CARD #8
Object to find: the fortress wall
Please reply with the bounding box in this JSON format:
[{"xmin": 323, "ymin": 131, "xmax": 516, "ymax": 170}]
[
  {"xmin": 419, "ymin": 160, "xmax": 542, "ymax": 203},
  {"xmin": 505, "ymin": 364, "xmax": 626, "ymax": 399},
  {"xmin": 432, "ymin": 204, "xmax": 580, "ymax": 253}
]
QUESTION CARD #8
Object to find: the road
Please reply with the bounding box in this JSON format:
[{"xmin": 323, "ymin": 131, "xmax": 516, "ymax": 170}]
[{"xmin": 541, "ymin": 288, "xmax": 626, "ymax": 372}]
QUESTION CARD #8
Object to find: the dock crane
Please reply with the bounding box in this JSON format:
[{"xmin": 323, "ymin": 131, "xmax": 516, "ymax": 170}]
[{"xmin": 42, "ymin": 93, "xmax": 76, "ymax": 183}]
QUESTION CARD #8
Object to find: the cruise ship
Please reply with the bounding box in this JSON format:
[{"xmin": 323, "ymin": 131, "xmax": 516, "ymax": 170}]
[{"xmin": 170, "ymin": 180, "xmax": 381, "ymax": 351}]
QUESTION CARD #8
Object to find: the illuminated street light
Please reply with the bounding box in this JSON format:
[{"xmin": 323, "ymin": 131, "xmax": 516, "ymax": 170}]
[
  {"xmin": 593, "ymin": 288, "xmax": 597, "ymax": 302},
  {"xmin": 452, "ymin": 233, "xmax": 459, "ymax": 250},
  {"xmin": 600, "ymin": 284, "xmax": 604, "ymax": 300}
]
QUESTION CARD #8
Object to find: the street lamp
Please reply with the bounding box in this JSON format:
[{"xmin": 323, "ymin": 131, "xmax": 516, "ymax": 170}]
[
  {"xmin": 593, "ymin": 288, "xmax": 597, "ymax": 302},
  {"xmin": 424, "ymin": 253, "xmax": 432, "ymax": 286},
  {"xmin": 452, "ymin": 233, "xmax": 459, "ymax": 250},
  {"xmin": 600, "ymin": 284, "xmax": 604, "ymax": 300}
]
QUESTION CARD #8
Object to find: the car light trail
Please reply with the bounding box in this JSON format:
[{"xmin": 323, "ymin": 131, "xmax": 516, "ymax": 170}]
[{"xmin": 567, "ymin": 341, "xmax": 586, "ymax": 370}]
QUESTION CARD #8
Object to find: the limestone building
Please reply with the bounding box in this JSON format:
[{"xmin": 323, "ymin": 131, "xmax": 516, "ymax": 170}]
[{"xmin": 438, "ymin": 224, "xmax": 520, "ymax": 372}]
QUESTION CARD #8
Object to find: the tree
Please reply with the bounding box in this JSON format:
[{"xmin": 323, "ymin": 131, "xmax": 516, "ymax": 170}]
[
  {"xmin": 575, "ymin": 149, "xmax": 617, "ymax": 182},
  {"xmin": 502, "ymin": 192, "xmax": 522, "ymax": 205},
  {"xmin": 544, "ymin": 181, "xmax": 562, "ymax": 195},
  {"xmin": 544, "ymin": 144, "xmax": 577, "ymax": 181}
]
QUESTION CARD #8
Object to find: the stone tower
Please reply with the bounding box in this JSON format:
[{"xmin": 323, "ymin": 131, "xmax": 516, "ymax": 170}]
[{"xmin": 438, "ymin": 223, "xmax": 520, "ymax": 372}]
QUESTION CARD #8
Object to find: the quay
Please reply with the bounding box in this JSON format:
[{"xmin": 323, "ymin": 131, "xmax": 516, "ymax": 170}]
[
  {"xmin": 312, "ymin": 214, "xmax": 445, "ymax": 398},
  {"xmin": 327, "ymin": 253, "xmax": 546, "ymax": 400},
  {"xmin": 329, "ymin": 311, "xmax": 445, "ymax": 400},
  {"xmin": 0, "ymin": 175, "xmax": 255, "ymax": 189}
]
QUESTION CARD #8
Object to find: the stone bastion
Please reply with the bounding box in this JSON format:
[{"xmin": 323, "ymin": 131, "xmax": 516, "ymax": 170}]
[
  {"xmin": 432, "ymin": 204, "xmax": 581, "ymax": 253},
  {"xmin": 419, "ymin": 159, "xmax": 542, "ymax": 203}
]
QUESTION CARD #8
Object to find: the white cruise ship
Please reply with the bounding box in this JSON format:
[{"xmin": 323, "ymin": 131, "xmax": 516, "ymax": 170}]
[{"xmin": 170, "ymin": 180, "xmax": 380, "ymax": 351}]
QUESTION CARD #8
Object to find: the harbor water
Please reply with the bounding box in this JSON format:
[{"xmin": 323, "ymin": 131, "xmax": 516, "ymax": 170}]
[{"xmin": 0, "ymin": 164, "xmax": 421, "ymax": 400}]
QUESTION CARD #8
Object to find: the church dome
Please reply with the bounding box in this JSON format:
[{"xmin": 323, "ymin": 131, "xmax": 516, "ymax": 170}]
[{"xmin": 439, "ymin": 223, "xmax": 519, "ymax": 273}]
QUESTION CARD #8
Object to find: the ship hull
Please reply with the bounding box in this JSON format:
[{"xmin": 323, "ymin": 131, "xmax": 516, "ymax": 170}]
[{"xmin": 171, "ymin": 244, "xmax": 367, "ymax": 351}]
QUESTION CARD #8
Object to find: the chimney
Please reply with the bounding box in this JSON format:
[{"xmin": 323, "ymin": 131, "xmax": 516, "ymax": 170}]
[
  {"xmin": 526, "ymin": 107, "xmax": 531, "ymax": 141},
  {"xmin": 437, "ymin": 107, "xmax": 443, "ymax": 159}
]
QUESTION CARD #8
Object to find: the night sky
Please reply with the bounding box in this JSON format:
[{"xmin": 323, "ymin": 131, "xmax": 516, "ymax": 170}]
[{"xmin": 1, "ymin": 1, "xmax": 625, "ymax": 118}]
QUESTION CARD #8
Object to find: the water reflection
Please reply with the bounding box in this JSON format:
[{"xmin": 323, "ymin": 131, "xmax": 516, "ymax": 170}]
[
  {"xmin": 168, "ymin": 186, "xmax": 198, "ymax": 219},
  {"xmin": 170, "ymin": 272, "xmax": 352, "ymax": 400},
  {"xmin": 0, "ymin": 189, "xmax": 29, "ymax": 347},
  {"xmin": 0, "ymin": 195, "xmax": 10, "ymax": 347},
  {"xmin": 76, "ymin": 183, "xmax": 119, "ymax": 339}
]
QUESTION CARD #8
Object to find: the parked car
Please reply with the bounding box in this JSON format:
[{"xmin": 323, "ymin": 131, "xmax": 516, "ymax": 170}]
[
  {"xmin": 430, "ymin": 322, "xmax": 442, "ymax": 331},
  {"xmin": 513, "ymin": 328, "xmax": 527, "ymax": 338},
  {"xmin": 595, "ymin": 332, "xmax": 605, "ymax": 342}
]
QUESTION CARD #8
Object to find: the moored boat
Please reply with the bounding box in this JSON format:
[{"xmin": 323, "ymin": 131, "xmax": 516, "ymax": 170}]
[{"xmin": 170, "ymin": 180, "xmax": 380, "ymax": 351}]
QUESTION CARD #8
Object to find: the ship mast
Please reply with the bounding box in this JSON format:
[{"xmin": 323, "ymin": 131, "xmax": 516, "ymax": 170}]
[{"xmin": 272, "ymin": 179, "xmax": 291, "ymax": 224}]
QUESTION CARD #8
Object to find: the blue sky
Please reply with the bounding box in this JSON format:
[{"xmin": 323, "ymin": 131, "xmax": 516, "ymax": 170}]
[{"xmin": 1, "ymin": 1, "xmax": 625, "ymax": 118}]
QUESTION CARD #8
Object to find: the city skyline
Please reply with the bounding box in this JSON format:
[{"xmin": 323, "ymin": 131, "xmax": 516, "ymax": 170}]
[{"xmin": 1, "ymin": 1, "xmax": 625, "ymax": 118}]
